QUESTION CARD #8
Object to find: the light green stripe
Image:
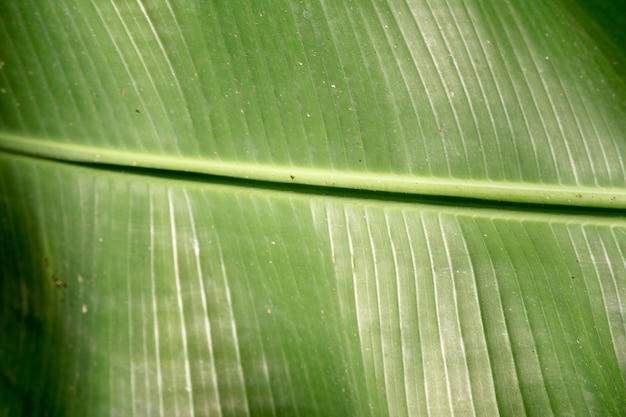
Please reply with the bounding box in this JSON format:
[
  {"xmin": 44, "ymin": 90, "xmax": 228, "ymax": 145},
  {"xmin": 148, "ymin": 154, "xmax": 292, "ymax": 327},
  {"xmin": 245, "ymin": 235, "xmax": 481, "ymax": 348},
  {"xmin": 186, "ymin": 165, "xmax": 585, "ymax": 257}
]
[{"xmin": 2, "ymin": 133, "xmax": 624, "ymax": 209}]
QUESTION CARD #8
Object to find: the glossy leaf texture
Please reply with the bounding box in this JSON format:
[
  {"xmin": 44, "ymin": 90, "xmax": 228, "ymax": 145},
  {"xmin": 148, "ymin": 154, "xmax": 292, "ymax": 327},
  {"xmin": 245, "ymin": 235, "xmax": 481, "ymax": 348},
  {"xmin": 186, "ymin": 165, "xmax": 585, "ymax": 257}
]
[
  {"xmin": 1, "ymin": 0, "xmax": 626, "ymax": 416},
  {"xmin": 1, "ymin": 0, "xmax": 625, "ymax": 204},
  {"xmin": 2, "ymin": 152, "xmax": 626, "ymax": 416}
]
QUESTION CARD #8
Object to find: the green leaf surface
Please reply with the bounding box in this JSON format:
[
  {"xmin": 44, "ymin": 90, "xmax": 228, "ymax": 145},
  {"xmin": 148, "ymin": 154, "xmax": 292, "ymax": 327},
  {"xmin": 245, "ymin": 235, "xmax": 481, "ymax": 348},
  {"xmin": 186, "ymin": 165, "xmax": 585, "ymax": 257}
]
[
  {"xmin": 1, "ymin": 0, "xmax": 626, "ymax": 416},
  {"xmin": 1, "ymin": 0, "xmax": 626, "ymax": 204},
  {"xmin": 2, "ymin": 152, "xmax": 626, "ymax": 416}
]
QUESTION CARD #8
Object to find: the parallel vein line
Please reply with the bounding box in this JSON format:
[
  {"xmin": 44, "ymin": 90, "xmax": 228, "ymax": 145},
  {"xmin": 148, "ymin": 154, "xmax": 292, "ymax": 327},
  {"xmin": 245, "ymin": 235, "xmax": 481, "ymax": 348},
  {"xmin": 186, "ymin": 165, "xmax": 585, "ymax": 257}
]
[
  {"xmin": 149, "ymin": 194, "xmax": 165, "ymax": 417},
  {"xmin": 167, "ymin": 190, "xmax": 195, "ymax": 415},
  {"xmin": 183, "ymin": 190, "xmax": 222, "ymax": 416}
]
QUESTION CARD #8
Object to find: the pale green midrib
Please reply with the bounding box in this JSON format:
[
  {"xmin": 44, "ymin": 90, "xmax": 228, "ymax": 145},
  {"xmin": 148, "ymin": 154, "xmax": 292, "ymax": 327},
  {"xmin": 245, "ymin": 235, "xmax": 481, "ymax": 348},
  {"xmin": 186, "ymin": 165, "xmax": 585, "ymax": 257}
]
[{"xmin": 1, "ymin": 133, "xmax": 625, "ymax": 209}]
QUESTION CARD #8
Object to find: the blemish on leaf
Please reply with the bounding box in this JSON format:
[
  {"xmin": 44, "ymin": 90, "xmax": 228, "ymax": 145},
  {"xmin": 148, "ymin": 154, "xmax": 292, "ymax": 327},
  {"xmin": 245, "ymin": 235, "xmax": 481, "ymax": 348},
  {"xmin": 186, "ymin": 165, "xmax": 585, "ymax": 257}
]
[
  {"xmin": 575, "ymin": 194, "xmax": 582, "ymax": 199},
  {"xmin": 135, "ymin": 108, "xmax": 141, "ymax": 114}
]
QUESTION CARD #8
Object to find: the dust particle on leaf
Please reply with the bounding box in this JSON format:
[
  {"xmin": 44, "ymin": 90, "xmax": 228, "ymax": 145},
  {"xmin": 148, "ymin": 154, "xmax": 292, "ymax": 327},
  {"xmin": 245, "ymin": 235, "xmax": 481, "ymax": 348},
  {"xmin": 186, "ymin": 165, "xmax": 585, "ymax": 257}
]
[{"xmin": 52, "ymin": 276, "xmax": 62, "ymax": 288}]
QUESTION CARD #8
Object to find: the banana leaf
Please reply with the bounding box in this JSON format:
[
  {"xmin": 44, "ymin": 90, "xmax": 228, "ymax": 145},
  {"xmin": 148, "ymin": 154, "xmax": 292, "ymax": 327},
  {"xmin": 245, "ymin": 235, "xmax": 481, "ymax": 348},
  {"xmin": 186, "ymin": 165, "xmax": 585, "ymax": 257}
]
[{"xmin": 1, "ymin": 0, "xmax": 625, "ymax": 415}]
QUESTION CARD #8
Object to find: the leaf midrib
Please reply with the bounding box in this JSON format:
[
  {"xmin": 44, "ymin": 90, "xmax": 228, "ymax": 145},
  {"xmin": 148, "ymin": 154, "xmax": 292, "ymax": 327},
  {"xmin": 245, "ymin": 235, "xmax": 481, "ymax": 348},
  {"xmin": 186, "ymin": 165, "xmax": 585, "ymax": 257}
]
[{"xmin": 1, "ymin": 132, "xmax": 625, "ymax": 210}]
